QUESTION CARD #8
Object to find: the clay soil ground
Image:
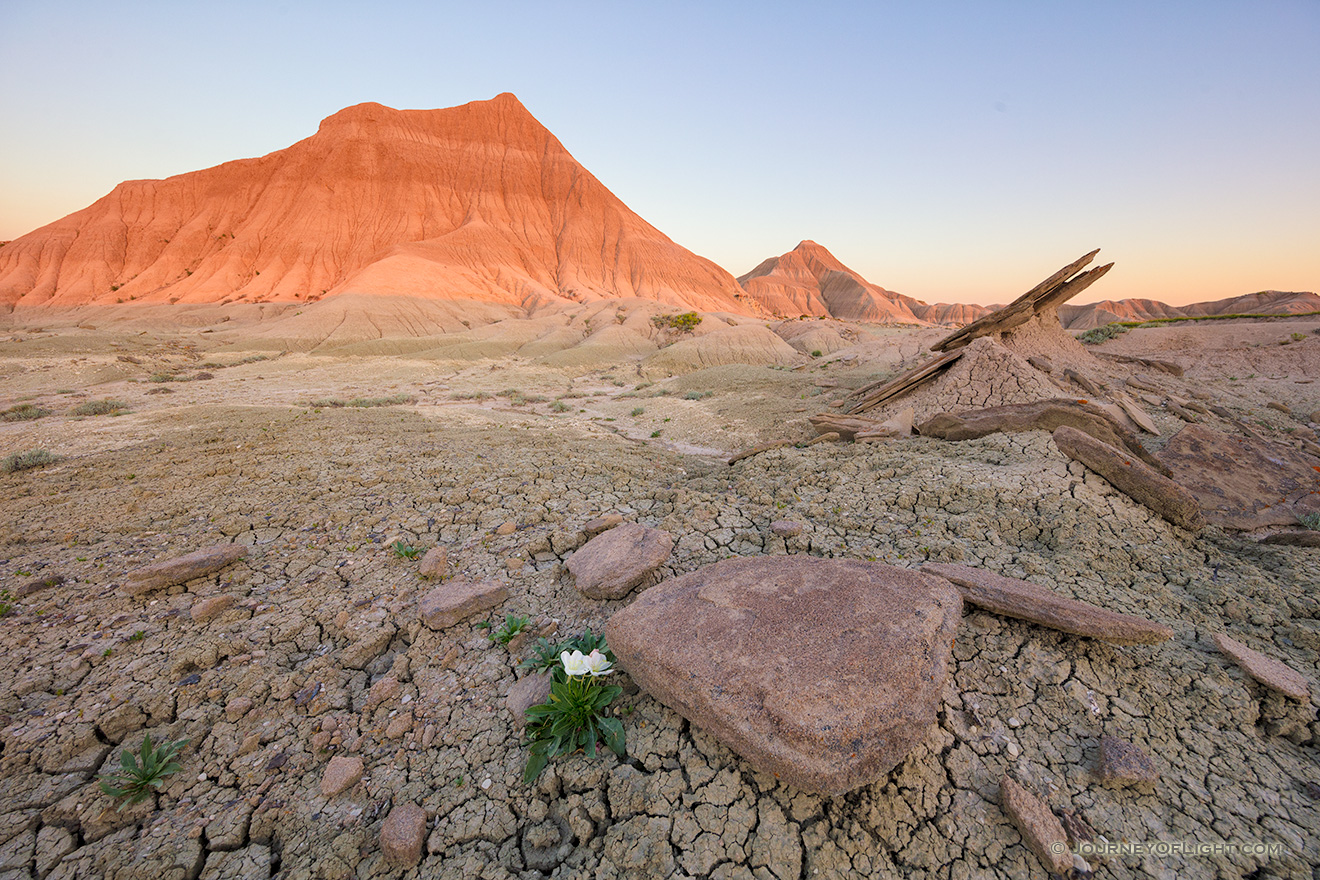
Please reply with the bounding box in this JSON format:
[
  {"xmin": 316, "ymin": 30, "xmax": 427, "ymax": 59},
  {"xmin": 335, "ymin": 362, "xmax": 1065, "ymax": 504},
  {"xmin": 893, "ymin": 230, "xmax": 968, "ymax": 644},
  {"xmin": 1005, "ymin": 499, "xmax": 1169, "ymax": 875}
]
[{"xmin": 0, "ymin": 310, "xmax": 1318, "ymax": 880}]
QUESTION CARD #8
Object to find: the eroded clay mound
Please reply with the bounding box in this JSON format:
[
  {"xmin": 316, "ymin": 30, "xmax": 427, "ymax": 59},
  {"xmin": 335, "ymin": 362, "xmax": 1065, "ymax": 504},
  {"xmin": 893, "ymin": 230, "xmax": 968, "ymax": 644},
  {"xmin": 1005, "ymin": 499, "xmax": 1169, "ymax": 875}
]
[
  {"xmin": 0, "ymin": 95, "xmax": 751, "ymax": 316},
  {"xmin": 737, "ymin": 241, "xmax": 930, "ymax": 323}
]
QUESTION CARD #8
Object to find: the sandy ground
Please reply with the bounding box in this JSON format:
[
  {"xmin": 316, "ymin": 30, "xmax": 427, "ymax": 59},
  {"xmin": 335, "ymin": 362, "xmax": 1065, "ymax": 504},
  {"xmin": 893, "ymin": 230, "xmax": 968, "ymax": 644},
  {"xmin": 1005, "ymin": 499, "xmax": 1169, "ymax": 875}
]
[{"xmin": 0, "ymin": 308, "xmax": 1317, "ymax": 880}]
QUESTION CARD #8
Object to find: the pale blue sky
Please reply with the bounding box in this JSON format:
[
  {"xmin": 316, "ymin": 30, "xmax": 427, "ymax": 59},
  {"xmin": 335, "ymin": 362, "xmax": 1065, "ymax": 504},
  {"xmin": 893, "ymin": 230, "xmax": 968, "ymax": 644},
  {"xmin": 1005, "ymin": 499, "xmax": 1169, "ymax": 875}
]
[{"xmin": 1, "ymin": 1, "xmax": 1316, "ymax": 305}]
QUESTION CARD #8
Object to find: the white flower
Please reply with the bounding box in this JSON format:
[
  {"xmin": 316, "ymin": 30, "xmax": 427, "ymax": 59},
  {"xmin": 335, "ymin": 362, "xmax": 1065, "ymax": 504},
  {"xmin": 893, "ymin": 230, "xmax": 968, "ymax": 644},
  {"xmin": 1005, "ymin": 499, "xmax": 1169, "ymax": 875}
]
[
  {"xmin": 561, "ymin": 650, "xmax": 591, "ymax": 677},
  {"xmin": 561, "ymin": 649, "xmax": 614, "ymax": 677},
  {"xmin": 583, "ymin": 649, "xmax": 613, "ymax": 676}
]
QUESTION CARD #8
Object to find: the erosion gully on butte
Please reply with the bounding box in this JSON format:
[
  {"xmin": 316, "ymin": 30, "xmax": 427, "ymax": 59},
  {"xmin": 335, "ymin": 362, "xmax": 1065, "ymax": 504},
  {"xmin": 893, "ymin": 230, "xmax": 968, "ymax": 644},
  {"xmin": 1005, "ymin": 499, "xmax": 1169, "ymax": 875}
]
[{"xmin": 2, "ymin": 239, "xmax": 1319, "ymax": 879}]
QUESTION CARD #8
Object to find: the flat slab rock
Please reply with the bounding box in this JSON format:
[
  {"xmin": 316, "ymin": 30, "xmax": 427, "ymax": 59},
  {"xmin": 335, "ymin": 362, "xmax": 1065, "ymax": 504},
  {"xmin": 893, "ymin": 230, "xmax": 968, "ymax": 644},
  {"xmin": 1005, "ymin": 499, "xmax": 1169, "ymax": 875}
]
[
  {"xmin": 122, "ymin": 544, "xmax": 247, "ymax": 596},
  {"xmin": 605, "ymin": 556, "xmax": 961, "ymax": 796},
  {"xmin": 1000, "ymin": 776, "xmax": 1072, "ymax": 875},
  {"xmin": 1053, "ymin": 425, "xmax": 1205, "ymax": 532},
  {"xmin": 1157, "ymin": 424, "xmax": 1320, "ymax": 530},
  {"xmin": 568, "ymin": 522, "xmax": 673, "ymax": 600},
  {"xmin": 1213, "ymin": 633, "xmax": 1311, "ymax": 701},
  {"xmin": 922, "ymin": 563, "xmax": 1173, "ymax": 645},
  {"xmin": 1096, "ymin": 735, "xmax": 1159, "ymax": 787},
  {"xmin": 418, "ymin": 580, "xmax": 508, "ymax": 631}
]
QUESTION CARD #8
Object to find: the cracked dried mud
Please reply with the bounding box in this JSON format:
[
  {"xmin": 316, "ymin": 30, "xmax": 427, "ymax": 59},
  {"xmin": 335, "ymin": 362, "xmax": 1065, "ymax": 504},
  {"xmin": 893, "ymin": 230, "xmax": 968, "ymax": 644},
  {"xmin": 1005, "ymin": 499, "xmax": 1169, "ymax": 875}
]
[{"xmin": 1, "ymin": 315, "xmax": 1318, "ymax": 879}]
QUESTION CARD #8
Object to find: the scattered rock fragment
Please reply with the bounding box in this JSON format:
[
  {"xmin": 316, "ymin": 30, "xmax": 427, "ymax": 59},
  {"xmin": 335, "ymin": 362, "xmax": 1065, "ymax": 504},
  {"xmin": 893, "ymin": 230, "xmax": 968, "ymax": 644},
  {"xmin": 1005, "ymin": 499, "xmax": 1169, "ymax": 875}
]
[
  {"xmin": 918, "ymin": 399, "xmax": 1165, "ymax": 472},
  {"xmin": 1096, "ymin": 735, "xmax": 1159, "ymax": 787},
  {"xmin": 999, "ymin": 776, "xmax": 1073, "ymax": 875},
  {"xmin": 606, "ymin": 556, "xmax": 961, "ymax": 796},
  {"xmin": 190, "ymin": 594, "xmax": 235, "ymax": 624},
  {"xmin": 16, "ymin": 573, "xmax": 64, "ymax": 598},
  {"xmin": 1257, "ymin": 529, "xmax": 1320, "ymax": 547},
  {"xmin": 495, "ymin": 520, "xmax": 517, "ymax": 536},
  {"xmin": 727, "ymin": 439, "xmax": 791, "ymax": 464},
  {"xmin": 1267, "ymin": 401, "xmax": 1291, "ymax": 414},
  {"xmin": 567, "ymin": 522, "xmax": 673, "ymax": 600},
  {"xmin": 1213, "ymin": 633, "xmax": 1311, "ymax": 701},
  {"xmin": 1114, "ymin": 391, "xmax": 1160, "ymax": 435},
  {"xmin": 856, "ymin": 406, "xmax": 913, "ymax": 441},
  {"xmin": 1157, "ymin": 424, "xmax": 1320, "ymax": 529},
  {"xmin": 380, "ymin": 802, "xmax": 428, "ymax": 867},
  {"xmin": 583, "ymin": 513, "xmax": 624, "ymax": 536},
  {"xmin": 224, "ymin": 697, "xmax": 253, "ymax": 722},
  {"xmin": 1027, "ymin": 355, "xmax": 1053, "ymax": 373},
  {"xmin": 418, "ymin": 546, "xmax": 448, "ymax": 579},
  {"xmin": 1064, "ymin": 368, "xmax": 1103, "ymax": 396},
  {"xmin": 122, "ymin": 544, "xmax": 247, "ymax": 596},
  {"xmin": 366, "ymin": 675, "xmax": 401, "ymax": 709},
  {"xmin": 923, "ymin": 563, "xmax": 1173, "ymax": 645},
  {"xmin": 320, "ymin": 756, "xmax": 364, "ymax": 797},
  {"xmin": 505, "ymin": 672, "xmax": 552, "ymax": 728},
  {"xmin": 769, "ymin": 520, "xmax": 803, "ymax": 538},
  {"xmin": 419, "ymin": 580, "xmax": 509, "ymax": 631},
  {"xmin": 1053, "ymin": 426, "xmax": 1204, "ymax": 531}
]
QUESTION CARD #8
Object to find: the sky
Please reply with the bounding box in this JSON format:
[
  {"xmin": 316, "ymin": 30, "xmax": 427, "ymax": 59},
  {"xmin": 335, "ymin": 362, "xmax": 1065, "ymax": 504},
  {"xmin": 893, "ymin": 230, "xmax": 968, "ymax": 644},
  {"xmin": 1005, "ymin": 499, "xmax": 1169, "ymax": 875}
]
[{"xmin": 1, "ymin": 1, "xmax": 1316, "ymax": 306}]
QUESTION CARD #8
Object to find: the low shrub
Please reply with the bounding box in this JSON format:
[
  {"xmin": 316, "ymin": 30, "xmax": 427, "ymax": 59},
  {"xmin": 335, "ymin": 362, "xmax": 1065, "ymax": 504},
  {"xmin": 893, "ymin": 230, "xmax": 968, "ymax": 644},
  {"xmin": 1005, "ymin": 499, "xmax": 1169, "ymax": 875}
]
[
  {"xmin": 71, "ymin": 399, "xmax": 127, "ymax": 416},
  {"xmin": 2, "ymin": 450, "xmax": 58, "ymax": 473},
  {"xmin": 1, "ymin": 404, "xmax": 49, "ymax": 422}
]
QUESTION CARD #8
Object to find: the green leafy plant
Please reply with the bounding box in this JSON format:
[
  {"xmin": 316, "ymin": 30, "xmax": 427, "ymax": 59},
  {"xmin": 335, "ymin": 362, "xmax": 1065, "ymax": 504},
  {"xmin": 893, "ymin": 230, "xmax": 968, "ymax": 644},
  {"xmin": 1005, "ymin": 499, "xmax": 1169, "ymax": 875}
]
[
  {"xmin": 1297, "ymin": 512, "xmax": 1320, "ymax": 531},
  {"xmin": 391, "ymin": 541, "xmax": 422, "ymax": 559},
  {"xmin": 71, "ymin": 399, "xmax": 127, "ymax": 416},
  {"xmin": 98, "ymin": 735, "xmax": 188, "ymax": 809},
  {"xmin": 0, "ymin": 589, "xmax": 13, "ymax": 617},
  {"xmin": 1077, "ymin": 323, "xmax": 1131, "ymax": 345},
  {"xmin": 549, "ymin": 400, "xmax": 570, "ymax": 413},
  {"xmin": 651, "ymin": 311, "xmax": 702, "ymax": 333},
  {"xmin": 480, "ymin": 613, "xmax": 532, "ymax": 645},
  {"xmin": 2, "ymin": 449, "xmax": 57, "ymax": 473},
  {"xmin": 1, "ymin": 403, "xmax": 50, "ymax": 422},
  {"xmin": 521, "ymin": 627, "xmax": 611, "ymax": 673},
  {"xmin": 630, "ymin": 407, "xmax": 645, "ymax": 417},
  {"xmin": 811, "ymin": 350, "xmax": 823, "ymax": 358},
  {"xmin": 522, "ymin": 642, "xmax": 625, "ymax": 783}
]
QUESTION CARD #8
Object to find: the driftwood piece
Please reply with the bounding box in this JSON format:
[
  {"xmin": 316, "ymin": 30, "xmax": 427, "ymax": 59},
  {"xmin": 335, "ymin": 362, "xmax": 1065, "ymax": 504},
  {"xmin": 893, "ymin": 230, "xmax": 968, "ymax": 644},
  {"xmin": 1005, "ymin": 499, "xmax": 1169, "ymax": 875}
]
[
  {"xmin": 932, "ymin": 250, "xmax": 1101, "ymax": 352},
  {"xmin": 1032, "ymin": 263, "xmax": 1113, "ymax": 314},
  {"xmin": 1125, "ymin": 376, "xmax": 1161, "ymax": 394},
  {"xmin": 844, "ymin": 349, "xmax": 964, "ymax": 414},
  {"xmin": 809, "ymin": 413, "xmax": 888, "ymax": 440},
  {"xmin": 916, "ymin": 399, "xmax": 1169, "ymax": 474}
]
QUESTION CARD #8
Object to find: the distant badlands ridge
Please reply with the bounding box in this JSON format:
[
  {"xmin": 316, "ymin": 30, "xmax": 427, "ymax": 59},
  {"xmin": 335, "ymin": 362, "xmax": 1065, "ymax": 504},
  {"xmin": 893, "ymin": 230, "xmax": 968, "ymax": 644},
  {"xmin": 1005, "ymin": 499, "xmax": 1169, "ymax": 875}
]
[{"xmin": 0, "ymin": 93, "xmax": 1314, "ymax": 333}]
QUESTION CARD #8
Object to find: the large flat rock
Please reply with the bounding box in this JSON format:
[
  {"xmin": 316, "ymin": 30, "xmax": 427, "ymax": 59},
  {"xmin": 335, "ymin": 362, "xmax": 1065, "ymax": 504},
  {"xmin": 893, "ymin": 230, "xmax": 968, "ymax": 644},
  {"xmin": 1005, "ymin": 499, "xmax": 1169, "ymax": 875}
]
[
  {"xmin": 1053, "ymin": 425, "xmax": 1205, "ymax": 532},
  {"xmin": 122, "ymin": 544, "xmax": 248, "ymax": 597},
  {"xmin": 1157, "ymin": 424, "xmax": 1320, "ymax": 530},
  {"xmin": 568, "ymin": 522, "xmax": 673, "ymax": 600},
  {"xmin": 418, "ymin": 580, "xmax": 508, "ymax": 631},
  {"xmin": 605, "ymin": 557, "xmax": 961, "ymax": 796},
  {"xmin": 922, "ymin": 563, "xmax": 1173, "ymax": 645}
]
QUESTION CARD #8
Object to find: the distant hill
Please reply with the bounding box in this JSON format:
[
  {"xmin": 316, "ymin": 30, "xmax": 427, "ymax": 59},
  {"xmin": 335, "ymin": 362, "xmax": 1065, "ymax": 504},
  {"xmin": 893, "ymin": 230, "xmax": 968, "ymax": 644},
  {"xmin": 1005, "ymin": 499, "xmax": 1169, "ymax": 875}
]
[
  {"xmin": 1059, "ymin": 290, "xmax": 1320, "ymax": 330},
  {"xmin": 737, "ymin": 240, "xmax": 992, "ymax": 325},
  {"xmin": 0, "ymin": 95, "xmax": 753, "ymax": 314}
]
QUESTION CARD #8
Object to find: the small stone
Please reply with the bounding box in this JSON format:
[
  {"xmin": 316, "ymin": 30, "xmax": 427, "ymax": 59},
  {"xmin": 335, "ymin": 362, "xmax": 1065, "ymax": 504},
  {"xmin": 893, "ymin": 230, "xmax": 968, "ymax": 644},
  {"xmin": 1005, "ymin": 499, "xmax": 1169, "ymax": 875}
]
[
  {"xmin": 1096, "ymin": 735, "xmax": 1159, "ymax": 787},
  {"xmin": 418, "ymin": 580, "xmax": 509, "ymax": 631},
  {"xmin": 418, "ymin": 547, "xmax": 448, "ymax": 580},
  {"xmin": 568, "ymin": 522, "xmax": 673, "ymax": 600},
  {"xmin": 385, "ymin": 711, "xmax": 414, "ymax": 739},
  {"xmin": 1213, "ymin": 633, "xmax": 1311, "ymax": 701},
  {"xmin": 1000, "ymin": 776, "xmax": 1072, "ymax": 875},
  {"xmin": 16, "ymin": 573, "xmax": 64, "ymax": 598},
  {"xmin": 319, "ymin": 756, "xmax": 364, "ymax": 797},
  {"xmin": 505, "ymin": 672, "xmax": 553, "ymax": 728},
  {"xmin": 496, "ymin": 520, "xmax": 517, "ymax": 536},
  {"xmin": 1027, "ymin": 355, "xmax": 1053, "ymax": 373},
  {"xmin": 481, "ymin": 778, "xmax": 492, "ymax": 790},
  {"xmin": 380, "ymin": 802, "xmax": 428, "ymax": 868},
  {"xmin": 191, "ymin": 594, "xmax": 235, "ymax": 624},
  {"xmin": 1267, "ymin": 401, "xmax": 1291, "ymax": 414},
  {"xmin": 366, "ymin": 675, "xmax": 401, "ymax": 709},
  {"xmin": 583, "ymin": 513, "xmax": 625, "ymax": 536},
  {"xmin": 224, "ymin": 697, "xmax": 253, "ymax": 722},
  {"xmin": 769, "ymin": 520, "xmax": 803, "ymax": 538},
  {"xmin": 122, "ymin": 544, "xmax": 248, "ymax": 597}
]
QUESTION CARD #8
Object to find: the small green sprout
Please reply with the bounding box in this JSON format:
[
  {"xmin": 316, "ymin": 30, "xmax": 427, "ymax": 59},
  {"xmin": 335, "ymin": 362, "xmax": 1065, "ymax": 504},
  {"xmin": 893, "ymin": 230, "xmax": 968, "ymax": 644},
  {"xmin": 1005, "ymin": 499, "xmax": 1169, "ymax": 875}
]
[{"xmin": 98, "ymin": 735, "xmax": 188, "ymax": 809}]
